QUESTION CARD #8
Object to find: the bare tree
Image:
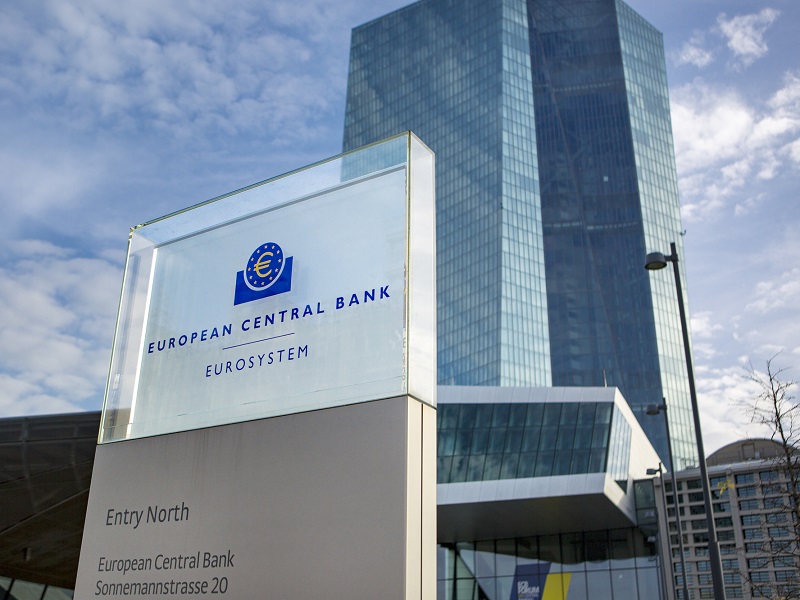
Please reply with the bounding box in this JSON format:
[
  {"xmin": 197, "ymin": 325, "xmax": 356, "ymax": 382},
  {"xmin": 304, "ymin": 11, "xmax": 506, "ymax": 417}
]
[{"xmin": 742, "ymin": 354, "xmax": 800, "ymax": 599}]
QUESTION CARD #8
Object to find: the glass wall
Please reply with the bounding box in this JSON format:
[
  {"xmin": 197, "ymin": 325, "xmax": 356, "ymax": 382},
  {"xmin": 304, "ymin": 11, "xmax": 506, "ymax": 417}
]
[
  {"xmin": 616, "ymin": 0, "xmax": 696, "ymax": 469},
  {"xmin": 437, "ymin": 402, "xmax": 622, "ymax": 484},
  {"xmin": 344, "ymin": 0, "xmax": 696, "ymax": 468},
  {"xmin": 525, "ymin": 0, "xmax": 694, "ymax": 466},
  {"xmin": 0, "ymin": 578, "xmax": 73, "ymax": 600},
  {"xmin": 344, "ymin": 0, "xmax": 552, "ymax": 387},
  {"xmin": 438, "ymin": 529, "xmax": 661, "ymax": 600}
]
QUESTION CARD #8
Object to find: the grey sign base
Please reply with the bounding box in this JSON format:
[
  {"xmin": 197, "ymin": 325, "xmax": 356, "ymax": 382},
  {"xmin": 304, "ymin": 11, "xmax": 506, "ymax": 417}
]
[{"xmin": 75, "ymin": 396, "xmax": 435, "ymax": 599}]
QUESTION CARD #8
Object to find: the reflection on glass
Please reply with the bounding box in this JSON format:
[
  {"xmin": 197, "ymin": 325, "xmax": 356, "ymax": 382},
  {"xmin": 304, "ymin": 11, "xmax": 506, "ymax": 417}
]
[
  {"xmin": 100, "ymin": 133, "xmax": 436, "ymax": 443},
  {"xmin": 436, "ymin": 402, "xmax": 622, "ymax": 484}
]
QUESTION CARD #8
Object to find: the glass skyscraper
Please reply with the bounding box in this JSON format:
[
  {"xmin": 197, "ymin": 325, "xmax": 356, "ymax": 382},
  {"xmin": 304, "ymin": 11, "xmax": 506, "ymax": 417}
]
[{"xmin": 343, "ymin": 0, "xmax": 696, "ymax": 468}]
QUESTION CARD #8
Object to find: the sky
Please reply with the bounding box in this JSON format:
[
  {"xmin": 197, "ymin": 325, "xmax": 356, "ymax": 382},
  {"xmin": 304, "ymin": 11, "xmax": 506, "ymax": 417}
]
[{"xmin": 0, "ymin": 0, "xmax": 798, "ymax": 456}]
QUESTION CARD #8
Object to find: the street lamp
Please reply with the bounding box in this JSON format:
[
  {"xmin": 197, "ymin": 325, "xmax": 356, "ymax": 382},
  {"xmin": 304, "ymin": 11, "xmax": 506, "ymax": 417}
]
[
  {"xmin": 647, "ymin": 462, "xmax": 686, "ymax": 600},
  {"xmin": 647, "ymin": 402, "xmax": 689, "ymax": 600},
  {"xmin": 645, "ymin": 241, "xmax": 726, "ymax": 600}
]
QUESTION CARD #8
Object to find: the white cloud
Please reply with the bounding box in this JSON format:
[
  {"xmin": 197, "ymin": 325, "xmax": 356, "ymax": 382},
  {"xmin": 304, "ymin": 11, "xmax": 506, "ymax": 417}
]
[
  {"xmin": 0, "ymin": 0, "xmax": 365, "ymax": 145},
  {"xmin": 673, "ymin": 32, "xmax": 714, "ymax": 68},
  {"xmin": 671, "ymin": 83, "xmax": 753, "ymax": 173},
  {"xmin": 671, "ymin": 75, "xmax": 800, "ymax": 221},
  {"xmin": 694, "ymin": 364, "xmax": 772, "ymax": 453},
  {"xmin": 717, "ymin": 8, "xmax": 780, "ymax": 68},
  {"xmin": 0, "ymin": 144, "xmax": 107, "ymax": 234},
  {"xmin": 746, "ymin": 267, "xmax": 800, "ymax": 313},
  {"xmin": 691, "ymin": 311, "xmax": 723, "ymax": 340},
  {"xmin": 769, "ymin": 71, "xmax": 800, "ymax": 114},
  {"xmin": 0, "ymin": 241, "xmax": 122, "ymax": 416},
  {"xmin": 733, "ymin": 192, "xmax": 766, "ymax": 217},
  {"xmin": 785, "ymin": 138, "xmax": 800, "ymax": 166},
  {"xmin": 692, "ymin": 342, "xmax": 717, "ymax": 360}
]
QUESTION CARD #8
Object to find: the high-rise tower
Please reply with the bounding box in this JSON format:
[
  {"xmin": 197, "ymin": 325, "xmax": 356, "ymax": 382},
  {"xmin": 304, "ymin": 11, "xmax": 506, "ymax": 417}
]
[{"xmin": 344, "ymin": 0, "xmax": 696, "ymax": 467}]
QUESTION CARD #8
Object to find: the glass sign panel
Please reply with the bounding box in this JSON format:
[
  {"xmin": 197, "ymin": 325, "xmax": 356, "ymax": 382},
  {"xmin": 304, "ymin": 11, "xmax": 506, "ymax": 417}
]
[{"xmin": 100, "ymin": 133, "xmax": 435, "ymax": 442}]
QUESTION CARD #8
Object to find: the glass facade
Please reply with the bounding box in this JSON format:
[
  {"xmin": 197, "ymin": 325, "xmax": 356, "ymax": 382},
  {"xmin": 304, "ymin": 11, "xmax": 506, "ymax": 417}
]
[
  {"xmin": 100, "ymin": 133, "xmax": 436, "ymax": 442},
  {"xmin": 438, "ymin": 529, "xmax": 661, "ymax": 600},
  {"xmin": 0, "ymin": 577, "xmax": 73, "ymax": 600},
  {"xmin": 344, "ymin": 0, "xmax": 551, "ymax": 388},
  {"xmin": 344, "ymin": 0, "xmax": 695, "ymax": 467},
  {"xmin": 615, "ymin": 0, "xmax": 695, "ymax": 468},
  {"xmin": 437, "ymin": 401, "xmax": 633, "ymax": 484}
]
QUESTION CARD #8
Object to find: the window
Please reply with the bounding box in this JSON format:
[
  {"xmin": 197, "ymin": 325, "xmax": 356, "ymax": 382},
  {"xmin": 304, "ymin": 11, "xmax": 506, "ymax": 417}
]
[
  {"xmin": 766, "ymin": 513, "xmax": 787, "ymax": 523},
  {"xmin": 715, "ymin": 517, "xmax": 732, "ymax": 527},
  {"xmin": 735, "ymin": 473, "xmax": 754, "ymax": 484},
  {"xmin": 726, "ymin": 586, "xmax": 743, "ymax": 598},
  {"xmin": 722, "ymin": 559, "xmax": 739, "ymax": 570},
  {"xmin": 718, "ymin": 530, "xmax": 736, "ymax": 541},
  {"xmin": 773, "ymin": 556, "xmax": 796, "ymax": 568},
  {"xmin": 748, "ymin": 558, "xmax": 769, "ymax": 569},
  {"xmin": 770, "ymin": 539, "xmax": 794, "ymax": 554},
  {"xmin": 750, "ymin": 571, "xmax": 771, "ymax": 583},
  {"xmin": 769, "ymin": 527, "xmax": 791, "ymax": 538},
  {"xmin": 737, "ymin": 486, "xmax": 756, "ymax": 498},
  {"xmin": 710, "ymin": 476, "xmax": 728, "ymax": 487},
  {"xmin": 724, "ymin": 572, "xmax": 740, "ymax": 584},
  {"xmin": 777, "ymin": 585, "xmax": 800, "ymax": 598},
  {"xmin": 744, "ymin": 529, "xmax": 763, "ymax": 540},
  {"xmin": 689, "ymin": 492, "xmax": 704, "ymax": 502},
  {"xmin": 739, "ymin": 499, "xmax": 759, "ymax": 510},
  {"xmin": 741, "ymin": 514, "xmax": 761, "ymax": 526},
  {"xmin": 674, "ymin": 561, "xmax": 692, "ymax": 573},
  {"xmin": 762, "ymin": 484, "xmax": 784, "ymax": 495},
  {"xmin": 759, "ymin": 470, "xmax": 779, "ymax": 482}
]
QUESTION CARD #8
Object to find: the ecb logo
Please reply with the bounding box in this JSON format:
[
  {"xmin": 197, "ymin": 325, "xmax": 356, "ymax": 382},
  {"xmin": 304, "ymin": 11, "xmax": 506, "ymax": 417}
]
[{"xmin": 234, "ymin": 242, "xmax": 294, "ymax": 306}]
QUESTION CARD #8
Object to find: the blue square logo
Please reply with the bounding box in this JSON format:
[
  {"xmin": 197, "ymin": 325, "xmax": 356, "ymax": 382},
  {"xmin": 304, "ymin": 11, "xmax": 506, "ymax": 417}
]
[{"xmin": 234, "ymin": 242, "xmax": 293, "ymax": 306}]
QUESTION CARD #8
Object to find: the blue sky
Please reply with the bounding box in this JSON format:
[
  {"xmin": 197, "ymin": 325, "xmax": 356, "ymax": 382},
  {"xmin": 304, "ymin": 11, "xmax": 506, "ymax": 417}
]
[{"xmin": 1, "ymin": 0, "xmax": 798, "ymax": 454}]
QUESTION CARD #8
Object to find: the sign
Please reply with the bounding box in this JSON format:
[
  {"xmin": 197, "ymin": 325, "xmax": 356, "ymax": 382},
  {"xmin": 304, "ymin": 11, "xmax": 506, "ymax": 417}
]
[
  {"xmin": 76, "ymin": 396, "xmax": 437, "ymax": 599},
  {"xmin": 100, "ymin": 134, "xmax": 436, "ymax": 442},
  {"xmin": 80, "ymin": 134, "xmax": 437, "ymax": 599}
]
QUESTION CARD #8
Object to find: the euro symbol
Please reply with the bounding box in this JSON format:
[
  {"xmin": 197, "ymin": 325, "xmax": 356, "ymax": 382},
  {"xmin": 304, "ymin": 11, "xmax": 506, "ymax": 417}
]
[{"xmin": 254, "ymin": 252, "xmax": 275, "ymax": 278}]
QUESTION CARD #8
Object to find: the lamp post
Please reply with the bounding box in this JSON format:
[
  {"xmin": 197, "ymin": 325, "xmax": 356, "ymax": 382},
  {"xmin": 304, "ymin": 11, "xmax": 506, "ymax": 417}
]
[
  {"xmin": 647, "ymin": 462, "xmax": 685, "ymax": 600},
  {"xmin": 645, "ymin": 242, "xmax": 726, "ymax": 600},
  {"xmin": 647, "ymin": 402, "xmax": 689, "ymax": 600}
]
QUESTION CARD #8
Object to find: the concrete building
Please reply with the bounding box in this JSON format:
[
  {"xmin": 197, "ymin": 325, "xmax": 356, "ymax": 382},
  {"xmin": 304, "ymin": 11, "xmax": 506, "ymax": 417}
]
[{"xmin": 652, "ymin": 439, "xmax": 800, "ymax": 600}]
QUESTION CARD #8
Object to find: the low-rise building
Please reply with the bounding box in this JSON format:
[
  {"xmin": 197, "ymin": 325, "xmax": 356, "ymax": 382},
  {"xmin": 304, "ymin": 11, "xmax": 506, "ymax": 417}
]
[{"xmin": 652, "ymin": 439, "xmax": 800, "ymax": 600}]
